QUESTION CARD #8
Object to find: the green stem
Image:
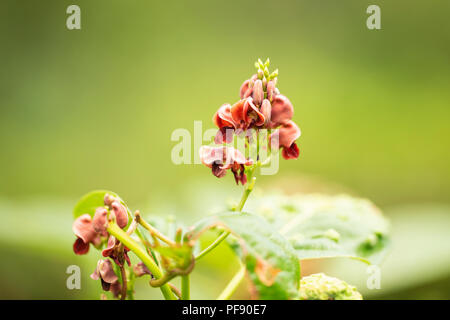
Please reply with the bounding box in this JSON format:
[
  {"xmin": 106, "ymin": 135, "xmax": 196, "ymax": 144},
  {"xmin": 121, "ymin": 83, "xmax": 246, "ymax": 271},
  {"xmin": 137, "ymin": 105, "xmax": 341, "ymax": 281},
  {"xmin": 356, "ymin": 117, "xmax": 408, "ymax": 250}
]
[
  {"xmin": 195, "ymin": 171, "xmax": 256, "ymax": 261},
  {"xmin": 195, "ymin": 230, "xmax": 230, "ymax": 260},
  {"xmin": 217, "ymin": 263, "xmax": 246, "ymax": 300},
  {"xmin": 181, "ymin": 275, "xmax": 190, "ymax": 300},
  {"xmin": 107, "ymin": 222, "xmax": 177, "ymax": 300}
]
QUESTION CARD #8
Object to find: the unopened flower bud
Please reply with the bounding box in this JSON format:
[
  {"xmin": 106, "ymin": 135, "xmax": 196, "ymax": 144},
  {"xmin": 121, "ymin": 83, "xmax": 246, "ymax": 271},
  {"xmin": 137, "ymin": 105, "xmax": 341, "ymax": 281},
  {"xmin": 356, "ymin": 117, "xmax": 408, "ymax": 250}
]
[
  {"xmin": 93, "ymin": 207, "xmax": 108, "ymax": 233},
  {"xmin": 111, "ymin": 200, "xmax": 128, "ymax": 228},
  {"xmin": 252, "ymin": 80, "xmax": 264, "ymax": 106},
  {"xmin": 104, "ymin": 193, "xmax": 116, "ymax": 207},
  {"xmin": 263, "ymin": 66, "xmax": 270, "ymax": 78},
  {"xmin": 264, "ymin": 58, "xmax": 270, "ymax": 67},
  {"xmin": 257, "ymin": 68, "xmax": 264, "ymax": 79},
  {"xmin": 270, "ymin": 68, "xmax": 278, "ymax": 79},
  {"xmin": 267, "ymin": 80, "xmax": 276, "ymax": 102}
]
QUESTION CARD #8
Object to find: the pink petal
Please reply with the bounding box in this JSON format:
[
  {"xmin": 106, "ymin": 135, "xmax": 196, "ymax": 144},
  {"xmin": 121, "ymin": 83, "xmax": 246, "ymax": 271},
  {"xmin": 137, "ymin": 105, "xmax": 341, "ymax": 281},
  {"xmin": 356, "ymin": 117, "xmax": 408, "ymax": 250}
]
[
  {"xmin": 270, "ymin": 94, "xmax": 294, "ymax": 127},
  {"xmin": 230, "ymin": 99, "xmax": 246, "ymax": 128},
  {"xmin": 213, "ymin": 104, "xmax": 236, "ymax": 129},
  {"xmin": 278, "ymin": 121, "xmax": 301, "ymax": 149},
  {"xmin": 93, "ymin": 207, "xmax": 108, "ymax": 233},
  {"xmin": 72, "ymin": 214, "xmax": 97, "ymax": 244},
  {"xmin": 111, "ymin": 201, "xmax": 128, "ymax": 228},
  {"xmin": 98, "ymin": 259, "xmax": 119, "ymax": 284},
  {"xmin": 102, "ymin": 235, "xmax": 116, "ymax": 257},
  {"xmin": 244, "ymin": 98, "xmax": 265, "ymax": 127}
]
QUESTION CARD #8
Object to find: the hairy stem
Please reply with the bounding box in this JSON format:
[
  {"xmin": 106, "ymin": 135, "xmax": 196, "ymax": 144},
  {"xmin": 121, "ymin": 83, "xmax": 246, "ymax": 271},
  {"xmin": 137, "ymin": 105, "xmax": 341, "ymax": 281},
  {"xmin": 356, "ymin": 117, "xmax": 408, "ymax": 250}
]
[
  {"xmin": 107, "ymin": 222, "xmax": 177, "ymax": 300},
  {"xmin": 217, "ymin": 263, "xmax": 246, "ymax": 300},
  {"xmin": 181, "ymin": 275, "xmax": 190, "ymax": 300}
]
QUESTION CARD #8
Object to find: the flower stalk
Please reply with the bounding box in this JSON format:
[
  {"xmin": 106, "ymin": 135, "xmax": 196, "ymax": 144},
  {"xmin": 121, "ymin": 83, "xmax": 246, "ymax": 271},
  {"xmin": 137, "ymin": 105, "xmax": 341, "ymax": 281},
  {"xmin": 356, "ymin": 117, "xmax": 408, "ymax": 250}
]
[{"xmin": 106, "ymin": 222, "xmax": 177, "ymax": 300}]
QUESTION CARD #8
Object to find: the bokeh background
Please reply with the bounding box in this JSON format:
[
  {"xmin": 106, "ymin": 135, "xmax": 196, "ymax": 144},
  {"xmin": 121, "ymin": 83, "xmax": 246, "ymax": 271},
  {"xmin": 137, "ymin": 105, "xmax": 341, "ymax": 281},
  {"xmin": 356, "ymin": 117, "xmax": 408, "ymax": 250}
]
[{"xmin": 0, "ymin": 0, "xmax": 449, "ymax": 299}]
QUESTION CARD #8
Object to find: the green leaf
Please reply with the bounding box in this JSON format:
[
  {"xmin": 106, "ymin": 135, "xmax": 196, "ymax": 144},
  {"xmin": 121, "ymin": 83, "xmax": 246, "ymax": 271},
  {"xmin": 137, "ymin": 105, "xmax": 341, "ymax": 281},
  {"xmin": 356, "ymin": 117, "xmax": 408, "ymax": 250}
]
[
  {"xmin": 187, "ymin": 212, "xmax": 300, "ymax": 299},
  {"xmin": 73, "ymin": 190, "xmax": 122, "ymax": 219},
  {"xmin": 245, "ymin": 193, "xmax": 390, "ymax": 265}
]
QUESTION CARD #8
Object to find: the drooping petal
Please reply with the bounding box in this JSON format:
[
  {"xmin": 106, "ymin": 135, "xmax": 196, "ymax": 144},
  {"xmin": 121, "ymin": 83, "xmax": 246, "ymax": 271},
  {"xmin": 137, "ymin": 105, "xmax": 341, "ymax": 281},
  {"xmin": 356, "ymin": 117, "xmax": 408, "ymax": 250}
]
[
  {"xmin": 73, "ymin": 237, "xmax": 90, "ymax": 255},
  {"xmin": 98, "ymin": 259, "xmax": 119, "ymax": 284},
  {"xmin": 213, "ymin": 104, "xmax": 236, "ymax": 129},
  {"xmin": 93, "ymin": 207, "xmax": 108, "ymax": 233},
  {"xmin": 111, "ymin": 201, "xmax": 128, "ymax": 228},
  {"xmin": 230, "ymin": 99, "xmax": 246, "ymax": 128},
  {"xmin": 277, "ymin": 121, "xmax": 301, "ymax": 149},
  {"xmin": 102, "ymin": 235, "xmax": 117, "ymax": 258},
  {"xmin": 212, "ymin": 162, "xmax": 228, "ymax": 178},
  {"xmin": 199, "ymin": 146, "xmax": 226, "ymax": 168},
  {"xmin": 199, "ymin": 146, "xmax": 252, "ymax": 181},
  {"xmin": 133, "ymin": 262, "xmax": 152, "ymax": 277},
  {"xmin": 282, "ymin": 142, "xmax": 300, "ymax": 160},
  {"xmin": 72, "ymin": 214, "xmax": 98, "ymax": 245},
  {"xmin": 243, "ymin": 98, "xmax": 265, "ymax": 127},
  {"xmin": 270, "ymin": 94, "xmax": 294, "ymax": 127}
]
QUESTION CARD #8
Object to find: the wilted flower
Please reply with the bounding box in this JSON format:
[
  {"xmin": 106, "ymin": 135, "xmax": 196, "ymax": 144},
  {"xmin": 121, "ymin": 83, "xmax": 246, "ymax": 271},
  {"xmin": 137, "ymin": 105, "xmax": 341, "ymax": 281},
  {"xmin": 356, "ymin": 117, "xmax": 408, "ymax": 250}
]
[
  {"xmin": 72, "ymin": 195, "xmax": 130, "ymax": 255},
  {"xmin": 102, "ymin": 235, "xmax": 131, "ymax": 267},
  {"xmin": 72, "ymin": 214, "xmax": 103, "ymax": 255},
  {"xmin": 199, "ymin": 146, "xmax": 253, "ymax": 185},
  {"xmin": 91, "ymin": 259, "xmax": 121, "ymax": 296},
  {"xmin": 133, "ymin": 262, "xmax": 153, "ymax": 277}
]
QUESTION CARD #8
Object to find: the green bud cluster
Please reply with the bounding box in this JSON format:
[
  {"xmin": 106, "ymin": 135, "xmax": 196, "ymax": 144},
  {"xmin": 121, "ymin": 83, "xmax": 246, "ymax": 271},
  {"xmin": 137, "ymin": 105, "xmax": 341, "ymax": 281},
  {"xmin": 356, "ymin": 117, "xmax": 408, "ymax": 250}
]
[{"xmin": 298, "ymin": 273, "xmax": 363, "ymax": 300}]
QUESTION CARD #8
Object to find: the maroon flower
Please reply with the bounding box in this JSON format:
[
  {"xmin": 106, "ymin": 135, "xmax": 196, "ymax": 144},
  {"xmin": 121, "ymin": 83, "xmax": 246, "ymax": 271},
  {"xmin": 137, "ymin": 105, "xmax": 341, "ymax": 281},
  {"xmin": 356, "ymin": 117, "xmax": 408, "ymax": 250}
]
[
  {"xmin": 91, "ymin": 259, "xmax": 121, "ymax": 296},
  {"xmin": 271, "ymin": 120, "xmax": 301, "ymax": 160},
  {"xmin": 72, "ymin": 214, "xmax": 102, "ymax": 255},
  {"xmin": 208, "ymin": 59, "xmax": 302, "ymax": 168},
  {"xmin": 102, "ymin": 235, "xmax": 131, "ymax": 267},
  {"xmin": 199, "ymin": 146, "xmax": 253, "ymax": 185}
]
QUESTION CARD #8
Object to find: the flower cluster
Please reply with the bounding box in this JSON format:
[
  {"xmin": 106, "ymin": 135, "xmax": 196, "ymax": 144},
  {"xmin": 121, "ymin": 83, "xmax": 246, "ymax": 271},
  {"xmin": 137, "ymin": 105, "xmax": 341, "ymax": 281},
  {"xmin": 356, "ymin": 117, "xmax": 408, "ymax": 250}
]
[
  {"xmin": 202, "ymin": 59, "xmax": 301, "ymax": 184},
  {"xmin": 72, "ymin": 194, "xmax": 131, "ymax": 296},
  {"xmin": 213, "ymin": 58, "xmax": 300, "ymax": 159},
  {"xmin": 72, "ymin": 194, "xmax": 129, "ymax": 255}
]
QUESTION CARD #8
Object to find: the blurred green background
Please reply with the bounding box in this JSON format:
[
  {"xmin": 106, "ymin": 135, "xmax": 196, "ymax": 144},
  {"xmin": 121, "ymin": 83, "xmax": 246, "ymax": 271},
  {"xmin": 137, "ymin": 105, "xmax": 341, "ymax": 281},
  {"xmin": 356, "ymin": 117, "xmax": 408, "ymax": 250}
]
[{"xmin": 0, "ymin": 0, "xmax": 449, "ymax": 299}]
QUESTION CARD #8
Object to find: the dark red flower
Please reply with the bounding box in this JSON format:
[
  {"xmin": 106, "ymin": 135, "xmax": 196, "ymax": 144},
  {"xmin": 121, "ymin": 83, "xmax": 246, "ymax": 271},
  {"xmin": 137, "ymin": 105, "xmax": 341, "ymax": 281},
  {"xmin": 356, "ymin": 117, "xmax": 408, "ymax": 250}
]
[
  {"xmin": 271, "ymin": 120, "xmax": 301, "ymax": 160},
  {"xmin": 72, "ymin": 214, "xmax": 102, "ymax": 255},
  {"xmin": 199, "ymin": 146, "xmax": 253, "ymax": 185},
  {"xmin": 102, "ymin": 235, "xmax": 131, "ymax": 267},
  {"xmin": 91, "ymin": 259, "xmax": 121, "ymax": 296}
]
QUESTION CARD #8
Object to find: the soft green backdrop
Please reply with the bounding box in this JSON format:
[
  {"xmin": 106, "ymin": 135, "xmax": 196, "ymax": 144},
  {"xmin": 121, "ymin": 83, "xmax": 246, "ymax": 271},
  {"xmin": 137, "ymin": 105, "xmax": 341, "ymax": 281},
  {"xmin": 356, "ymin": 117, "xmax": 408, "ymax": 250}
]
[{"xmin": 0, "ymin": 0, "xmax": 449, "ymax": 299}]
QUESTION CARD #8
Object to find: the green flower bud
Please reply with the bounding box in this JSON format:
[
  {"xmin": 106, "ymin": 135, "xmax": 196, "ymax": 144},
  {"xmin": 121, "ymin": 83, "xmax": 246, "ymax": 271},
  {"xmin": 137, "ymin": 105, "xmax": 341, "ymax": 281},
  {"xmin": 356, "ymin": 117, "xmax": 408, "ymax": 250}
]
[
  {"xmin": 263, "ymin": 66, "xmax": 270, "ymax": 78},
  {"xmin": 270, "ymin": 68, "xmax": 279, "ymax": 79},
  {"xmin": 298, "ymin": 273, "xmax": 363, "ymax": 300},
  {"xmin": 264, "ymin": 58, "xmax": 270, "ymax": 67}
]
